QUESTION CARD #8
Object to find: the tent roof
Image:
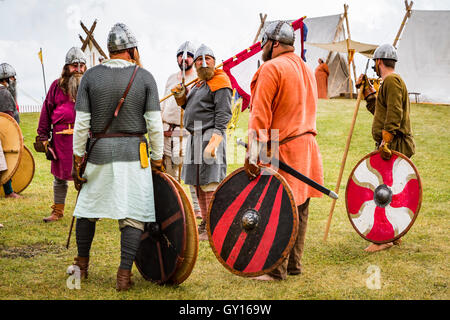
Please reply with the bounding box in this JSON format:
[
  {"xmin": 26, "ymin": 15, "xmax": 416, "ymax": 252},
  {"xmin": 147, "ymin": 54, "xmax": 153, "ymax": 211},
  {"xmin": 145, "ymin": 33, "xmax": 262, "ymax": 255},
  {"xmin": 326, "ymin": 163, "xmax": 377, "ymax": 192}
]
[{"xmin": 305, "ymin": 39, "xmax": 379, "ymax": 58}]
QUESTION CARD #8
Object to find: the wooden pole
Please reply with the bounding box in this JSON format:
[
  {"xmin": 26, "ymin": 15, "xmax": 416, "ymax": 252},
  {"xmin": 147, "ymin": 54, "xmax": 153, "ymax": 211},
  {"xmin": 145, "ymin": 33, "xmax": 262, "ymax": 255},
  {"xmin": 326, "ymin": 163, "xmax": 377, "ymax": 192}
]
[
  {"xmin": 253, "ymin": 13, "xmax": 268, "ymax": 44},
  {"xmin": 159, "ymin": 62, "xmax": 223, "ymax": 103},
  {"xmin": 323, "ymin": 87, "xmax": 364, "ymax": 241},
  {"xmin": 343, "ymin": 4, "xmax": 353, "ymax": 98},
  {"xmin": 343, "ymin": 4, "xmax": 358, "ymax": 97},
  {"xmin": 393, "ymin": 1, "xmax": 414, "ymax": 48}
]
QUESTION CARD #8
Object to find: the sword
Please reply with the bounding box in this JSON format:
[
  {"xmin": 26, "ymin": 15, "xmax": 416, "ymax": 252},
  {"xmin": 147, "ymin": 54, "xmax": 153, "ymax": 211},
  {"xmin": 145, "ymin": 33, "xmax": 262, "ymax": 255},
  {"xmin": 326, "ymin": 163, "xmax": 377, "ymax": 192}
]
[{"xmin": 236, "ymin": 138, "xmax": 338, "ymax": 200}]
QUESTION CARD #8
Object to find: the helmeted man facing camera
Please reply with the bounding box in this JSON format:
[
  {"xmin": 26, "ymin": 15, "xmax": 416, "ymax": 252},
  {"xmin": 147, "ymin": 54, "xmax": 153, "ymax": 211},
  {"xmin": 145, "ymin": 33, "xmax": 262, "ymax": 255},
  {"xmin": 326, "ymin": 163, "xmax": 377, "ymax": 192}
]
[{"xmin": 171, "ymin": 44, "xmax": 232, "ymax": 241}]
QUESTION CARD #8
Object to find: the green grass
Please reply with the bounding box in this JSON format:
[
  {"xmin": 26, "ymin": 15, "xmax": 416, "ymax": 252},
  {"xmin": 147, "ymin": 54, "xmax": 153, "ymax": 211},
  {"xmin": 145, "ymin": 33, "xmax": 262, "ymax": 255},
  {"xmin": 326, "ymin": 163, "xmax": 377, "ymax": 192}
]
[{"xmin": 0, "ymin": 100, "xmax": 448, "ymax": 300}]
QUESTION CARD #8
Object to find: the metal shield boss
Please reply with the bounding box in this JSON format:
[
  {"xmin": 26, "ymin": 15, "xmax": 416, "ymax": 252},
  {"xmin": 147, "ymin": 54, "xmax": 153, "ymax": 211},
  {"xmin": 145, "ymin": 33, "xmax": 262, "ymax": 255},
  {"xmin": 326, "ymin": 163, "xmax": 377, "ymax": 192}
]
[
  {"xmin": 0, "ymin": 113, "xmax": 23, "ymax": 185},
  {"xmin": 135, "ymin": 172, "xmax": 191, "ymax": 285},
  {"xmin": 0, "ymin": 145, "xmax": 35, "ymax": 196},
  {"xmin": 207, "ymin": 167, "xmax": 298, "ymax": 277},
  {"xmin": 346, "ymin": 151, "xmax": 422, "ymax": 244}
]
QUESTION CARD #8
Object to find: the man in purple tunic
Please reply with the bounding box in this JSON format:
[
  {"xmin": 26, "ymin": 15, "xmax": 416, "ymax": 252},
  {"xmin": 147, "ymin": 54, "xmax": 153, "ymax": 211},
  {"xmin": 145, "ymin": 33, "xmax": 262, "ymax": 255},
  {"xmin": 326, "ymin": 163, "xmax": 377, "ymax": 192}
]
[{"xmin": 36, "ymin": 47, "xmax": 87, "ymax": 223}]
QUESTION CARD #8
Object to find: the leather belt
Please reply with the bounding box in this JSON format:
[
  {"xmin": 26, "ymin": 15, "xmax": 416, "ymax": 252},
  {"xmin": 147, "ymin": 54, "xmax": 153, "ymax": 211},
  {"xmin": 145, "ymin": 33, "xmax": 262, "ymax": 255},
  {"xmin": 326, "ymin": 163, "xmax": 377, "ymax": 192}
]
[{"xmin": 279, "ymin": 131, "xmax": 315, "ymax": 146}]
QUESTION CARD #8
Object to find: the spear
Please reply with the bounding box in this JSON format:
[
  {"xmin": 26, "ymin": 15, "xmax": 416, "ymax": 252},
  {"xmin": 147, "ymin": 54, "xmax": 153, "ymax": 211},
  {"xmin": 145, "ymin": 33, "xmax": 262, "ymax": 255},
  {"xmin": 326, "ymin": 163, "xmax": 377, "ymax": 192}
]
[{"xmin": 322, "ymin": 58, "xmax": 371, "ymax": 241}]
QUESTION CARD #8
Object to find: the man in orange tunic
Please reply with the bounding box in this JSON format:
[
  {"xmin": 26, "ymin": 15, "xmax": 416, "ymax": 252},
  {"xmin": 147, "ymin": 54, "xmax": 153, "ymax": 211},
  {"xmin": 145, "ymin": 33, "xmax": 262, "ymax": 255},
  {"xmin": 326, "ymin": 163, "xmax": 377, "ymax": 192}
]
[
  {"xmin": 245, "ymin": 21, "xmax": 324, "ymax": 281},
  {"xmin": 315, "ymin": 58, "xmax": 329, "ymax": 99}
]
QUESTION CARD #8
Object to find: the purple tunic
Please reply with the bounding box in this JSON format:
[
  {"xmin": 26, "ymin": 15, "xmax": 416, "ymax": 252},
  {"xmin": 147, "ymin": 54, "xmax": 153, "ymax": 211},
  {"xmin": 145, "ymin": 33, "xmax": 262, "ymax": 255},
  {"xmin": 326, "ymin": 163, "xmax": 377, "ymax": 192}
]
[{"xmin": 37, "ymin": 80, "xmax": 75, "ymax": 181}]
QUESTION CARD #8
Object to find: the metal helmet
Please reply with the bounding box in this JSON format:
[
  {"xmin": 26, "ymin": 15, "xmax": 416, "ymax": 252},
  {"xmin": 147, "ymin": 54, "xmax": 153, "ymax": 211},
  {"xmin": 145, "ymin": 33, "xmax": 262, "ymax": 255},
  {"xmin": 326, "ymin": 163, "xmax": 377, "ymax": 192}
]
[
  {"xmin": 194, "ymin": 44, "xmax": 215, "ymax": 68},
  {"xmin": 261, "ymin": 21, "xmax": 295, "ymax": 48},
  {"xmin": 373, "ymin": 44, "xmax": 398, "ymax": 61},
  {"xmin": 0, "ymin": 63, "xmax": 16, "ymax": 80},
  {"xmin": 65, "ymin": 47, "xmax": 87, "ymax": 65},
  {"xmin": 107, "ymin": 23, "xmax": 138, "ymax": 53},
  {"xmin": 177, "ymin": 41, "xmax": 196, "ymax": 57}
]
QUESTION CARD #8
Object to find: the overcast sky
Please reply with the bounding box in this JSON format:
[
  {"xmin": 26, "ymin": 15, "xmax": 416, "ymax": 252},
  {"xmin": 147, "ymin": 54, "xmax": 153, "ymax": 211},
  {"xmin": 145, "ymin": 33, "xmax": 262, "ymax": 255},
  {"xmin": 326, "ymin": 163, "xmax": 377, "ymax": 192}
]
[{"xmin": 1, "ymin": 0, "xmax": 449, "ymax": 105}]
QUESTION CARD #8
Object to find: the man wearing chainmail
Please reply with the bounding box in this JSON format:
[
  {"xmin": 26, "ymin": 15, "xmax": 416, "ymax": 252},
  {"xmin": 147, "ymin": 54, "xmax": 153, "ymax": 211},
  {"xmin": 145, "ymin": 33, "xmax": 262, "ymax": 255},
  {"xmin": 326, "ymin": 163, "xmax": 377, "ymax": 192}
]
[
  {"xmin": 71, "ymin": 23, "xmax": 164, "ymax": 291},
  {"xmin": 36, "ymin": 47, "xmax": 87, "ymax": 222},
  {"xmin": 172, "ymin": 44, "xmax": 232, "ymax": 241},
  {"xmin": 160, "ymin": 41, "xmax": 201, "ymax": 218},
  {"xmin": 0, "ymin": 62, "xmax": 22, "ymax": 200}
]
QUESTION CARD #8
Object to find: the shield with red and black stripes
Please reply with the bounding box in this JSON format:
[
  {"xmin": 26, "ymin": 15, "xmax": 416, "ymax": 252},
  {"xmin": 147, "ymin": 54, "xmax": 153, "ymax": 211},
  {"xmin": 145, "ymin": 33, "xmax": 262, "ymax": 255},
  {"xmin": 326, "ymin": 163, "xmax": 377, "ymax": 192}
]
[
  {"xmin": 346, "ymin": 151, "xmax": 422, "ymax": 244},
  {"xmin": 207, "ymin": 167, "xmax": 298, "ymax": 277},
  {"xmin": 135, "ymin": 171, "xmax": 186, "ymax": 284}
]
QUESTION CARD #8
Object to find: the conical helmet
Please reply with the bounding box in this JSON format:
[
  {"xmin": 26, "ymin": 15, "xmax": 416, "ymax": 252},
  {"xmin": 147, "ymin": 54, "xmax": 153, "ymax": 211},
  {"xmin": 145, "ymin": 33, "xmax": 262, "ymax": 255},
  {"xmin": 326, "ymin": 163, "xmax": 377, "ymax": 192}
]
[
  {"xmin": 107, "ymin": 23, "xmax": 138, "ymax": 53},
  {"xmin": 194, "ymin": 44, "xmax": 215, "ymax": 61},
  {"xmin": 65, "ymin": 47, "xmax": 87, "ymax": 65},
  {"xmin": 373, "ymin": 44, "xmax": 398, "ymax": 61},
  {"xmin": 177, "ymin": 41, "xmax": 196, "ymax": 57},
  {"xmin": 0, "ymin": 63, "xmax": 16, "ymax": 80},
  {"xmin": 261, "ymin": 21, "xmax": 295, "ymax": 48}
]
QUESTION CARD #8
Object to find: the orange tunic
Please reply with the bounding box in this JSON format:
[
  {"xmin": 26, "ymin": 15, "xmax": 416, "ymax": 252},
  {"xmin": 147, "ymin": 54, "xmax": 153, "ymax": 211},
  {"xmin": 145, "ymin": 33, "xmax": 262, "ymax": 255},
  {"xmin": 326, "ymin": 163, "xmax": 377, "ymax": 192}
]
[
  {"xmin": 315, "ymin": 63, "xmax": 329, "ymax": 99},
  {"xmin": 249, "ymin": 52, "xmax": 324, "ymax": 206}
]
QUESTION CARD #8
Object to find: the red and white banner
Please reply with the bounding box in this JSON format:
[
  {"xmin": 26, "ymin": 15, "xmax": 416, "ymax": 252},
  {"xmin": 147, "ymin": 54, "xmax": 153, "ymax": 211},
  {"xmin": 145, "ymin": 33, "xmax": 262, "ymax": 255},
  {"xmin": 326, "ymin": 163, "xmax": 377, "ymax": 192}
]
[{"xmin": 222, "ymin": 17, "xmax": 305, "ymax": 111}]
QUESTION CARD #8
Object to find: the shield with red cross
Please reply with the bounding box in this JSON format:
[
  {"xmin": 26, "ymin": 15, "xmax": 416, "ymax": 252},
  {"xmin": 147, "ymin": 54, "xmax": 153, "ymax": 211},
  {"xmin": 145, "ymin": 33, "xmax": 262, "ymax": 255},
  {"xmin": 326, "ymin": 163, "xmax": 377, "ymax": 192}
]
[
  {"xmin": 207, "ymin": 167, "xmax": 298, "ymax": 277},
  {"xmin": 346, "ymin": 151, "xmax": 422, "ymax": 244}
]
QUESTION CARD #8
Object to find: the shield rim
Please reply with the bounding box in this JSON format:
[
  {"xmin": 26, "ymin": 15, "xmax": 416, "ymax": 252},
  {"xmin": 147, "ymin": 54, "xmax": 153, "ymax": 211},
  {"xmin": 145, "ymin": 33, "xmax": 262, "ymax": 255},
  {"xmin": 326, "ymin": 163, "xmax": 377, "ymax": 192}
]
[
  {"xmin": 345, "ymin": 150, "xmax": 423, "ymax": 244},
  {"xmin": 0, "ymin": 112, "xmax": 23, "ymax": 185},
  {"xmin": 165, "ymin": 174, "xmax": 199, "ymax": 285},
  {"xmin": 206, "ymin": 166, "xmax": 298, "ymax": 277},
  {"xmin": 134, "ymin": 171, "xmax": 187, "ymax": 284},
  {"xmin": 0, "ymin": 145, "xmax": 35, "ymax": 196}
]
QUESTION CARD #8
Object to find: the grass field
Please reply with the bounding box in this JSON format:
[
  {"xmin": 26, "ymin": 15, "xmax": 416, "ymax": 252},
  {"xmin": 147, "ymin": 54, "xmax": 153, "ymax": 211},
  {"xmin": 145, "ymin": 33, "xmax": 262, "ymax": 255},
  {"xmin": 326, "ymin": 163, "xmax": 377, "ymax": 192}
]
[{"xmin": 0, "ymin": 99, "xmax": 448, "ymax": 300}]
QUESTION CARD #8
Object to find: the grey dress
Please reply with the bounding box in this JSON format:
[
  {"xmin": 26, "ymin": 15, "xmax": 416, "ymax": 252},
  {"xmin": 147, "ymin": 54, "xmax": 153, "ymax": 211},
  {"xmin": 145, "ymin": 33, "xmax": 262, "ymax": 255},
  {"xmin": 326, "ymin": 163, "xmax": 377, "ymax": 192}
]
[{"xmin": 181, "ymin": 81, "xmax": 232, "ymax": 186}]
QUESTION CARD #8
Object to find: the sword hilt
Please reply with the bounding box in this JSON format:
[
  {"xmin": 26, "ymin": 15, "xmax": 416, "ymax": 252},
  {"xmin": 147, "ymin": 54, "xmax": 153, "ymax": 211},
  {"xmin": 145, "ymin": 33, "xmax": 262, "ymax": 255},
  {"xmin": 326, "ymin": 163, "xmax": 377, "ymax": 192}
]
[{"xmin": 236, "ymin": 138, "xmax": 338, "ymax": 200}]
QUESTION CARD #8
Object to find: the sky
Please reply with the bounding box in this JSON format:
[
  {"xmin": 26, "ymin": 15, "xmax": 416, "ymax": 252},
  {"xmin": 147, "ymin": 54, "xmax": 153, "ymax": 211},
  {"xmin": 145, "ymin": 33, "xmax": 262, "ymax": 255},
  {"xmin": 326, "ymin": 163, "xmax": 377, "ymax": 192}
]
[{"xmin": 1, "ymin": 0, "xmax": 449, "ymax": 105}]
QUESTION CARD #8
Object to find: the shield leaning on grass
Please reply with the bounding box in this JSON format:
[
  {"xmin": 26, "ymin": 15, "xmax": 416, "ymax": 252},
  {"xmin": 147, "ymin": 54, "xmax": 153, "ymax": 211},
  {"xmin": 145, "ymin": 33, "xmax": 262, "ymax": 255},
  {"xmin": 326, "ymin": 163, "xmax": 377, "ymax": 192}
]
[
  {"xmin": 134, "ymin": 171, "xmax": 187, "ymax": 284},
  {"xmin": 0, "ymin": 112, "xmax": 23, "ymax": 185}
]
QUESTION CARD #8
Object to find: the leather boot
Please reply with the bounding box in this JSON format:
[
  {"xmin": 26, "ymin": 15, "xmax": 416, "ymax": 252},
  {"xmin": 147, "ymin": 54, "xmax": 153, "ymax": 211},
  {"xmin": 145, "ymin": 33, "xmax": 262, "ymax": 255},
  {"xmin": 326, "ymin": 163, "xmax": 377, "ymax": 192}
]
[
  {"xmin": 73, "ymin": 256, "xmax": 89, "ymax": 279},
  {"xmin": 116, "ymin": 268, "xmax": 134, "ymax": 291},
  {"xmin": 43, "ymin": 204, "xmax": 64, "ymax": 223}
]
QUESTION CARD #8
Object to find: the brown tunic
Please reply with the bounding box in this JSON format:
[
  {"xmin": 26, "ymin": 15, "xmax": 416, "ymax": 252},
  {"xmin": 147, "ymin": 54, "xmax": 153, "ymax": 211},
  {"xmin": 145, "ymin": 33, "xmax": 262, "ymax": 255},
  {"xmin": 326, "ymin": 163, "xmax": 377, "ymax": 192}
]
[{"xmin": 366, "ymin": 73, "xmax": 415, "ymax": 158}]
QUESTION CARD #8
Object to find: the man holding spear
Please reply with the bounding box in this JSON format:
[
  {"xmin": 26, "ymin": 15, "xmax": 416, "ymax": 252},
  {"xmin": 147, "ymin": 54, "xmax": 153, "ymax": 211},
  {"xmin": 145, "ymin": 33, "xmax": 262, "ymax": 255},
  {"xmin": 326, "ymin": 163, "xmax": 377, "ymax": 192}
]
[
  {"xmin": 356, "ymin": 43, "xmax": 415, "ymax": 252},
  {"xmin": 160, "ymin": 41, "xmax": 201, "ymax": 218}
]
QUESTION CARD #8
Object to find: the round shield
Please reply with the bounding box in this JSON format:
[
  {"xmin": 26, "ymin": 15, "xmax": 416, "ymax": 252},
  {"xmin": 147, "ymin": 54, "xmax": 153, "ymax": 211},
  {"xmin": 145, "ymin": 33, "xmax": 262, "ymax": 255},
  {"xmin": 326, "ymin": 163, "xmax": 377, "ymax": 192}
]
[
  {"xmin": 207, "ymin": 167, "xmax": 298, "ymax": 277},
  {"xmin": 346, "ymin": 151, "xmax": 422, "ymax": 244},
  {"xmin": 0, "ymin": 145, "xmax": 35, "ymax": 196},
  {"xmin": 134, "ymin": 171, "xmax": 186, "ymax": 284},
  {"xmin": 165, "ymin": 174, "xmax": 199, "ymax": 285},
  {"xmin": 0, "ymin": 112, "xmax": 23, "ymax": 185}
]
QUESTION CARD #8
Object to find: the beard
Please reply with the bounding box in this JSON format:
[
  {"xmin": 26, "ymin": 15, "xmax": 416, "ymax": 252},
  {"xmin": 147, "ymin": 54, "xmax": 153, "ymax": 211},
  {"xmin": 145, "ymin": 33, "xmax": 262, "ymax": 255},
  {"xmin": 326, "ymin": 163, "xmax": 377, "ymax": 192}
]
[
  {"xmin": 7, "ymin": 80, "xmax": 17, "ymax": 101},
  {"xmin": 178, "ymin": 61, "xmax": 193, "ymax": 72},
  {"xmin": 68, "ymin": 73, "xmax": 83, "ymax": 102},
  {"xmin": 196, "ymin": 65, "xmax": 215, "ymax": 81},
  {"xmin": 59, "ymin": 65, "xmax": 85, "ymax": 101},
  {"xmin": 262, "ymin": 47, "xmax": 272, "ymax": 62}
]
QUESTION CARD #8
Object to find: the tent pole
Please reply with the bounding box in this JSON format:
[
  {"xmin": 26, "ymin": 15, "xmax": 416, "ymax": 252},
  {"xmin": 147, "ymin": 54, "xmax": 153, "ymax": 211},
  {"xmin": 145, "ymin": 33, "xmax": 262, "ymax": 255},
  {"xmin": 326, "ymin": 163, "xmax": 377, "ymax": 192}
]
[
  {"xmin": 326, "ymin": 14, "xmax": 345, "ymax": 65},
  {"xmin": 343, "ymin": 4, "xmax": 353, "ymax": 98},
  {"xmin": 323, "ymin": 87, "xmax": 364, "ymax": 241},
  {"xmin": 393, "ymin": 1, "xmax": 414, "ymax": 48},
  {"xmin": 344, "ymin": 4, "xmax": 357, "ymax": 98},
  {"xmin": 253, "ymin": 13, "xmax": 268, "ymax": 44}
]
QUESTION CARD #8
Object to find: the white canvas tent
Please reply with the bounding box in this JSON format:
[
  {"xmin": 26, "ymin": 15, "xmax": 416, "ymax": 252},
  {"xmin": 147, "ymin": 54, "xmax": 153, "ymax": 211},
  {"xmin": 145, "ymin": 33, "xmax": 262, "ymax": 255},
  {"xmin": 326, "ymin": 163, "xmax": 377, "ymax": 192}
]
[{"xmin": 396, "ymin": 10, "xmax": 450, "ymax": 104}]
